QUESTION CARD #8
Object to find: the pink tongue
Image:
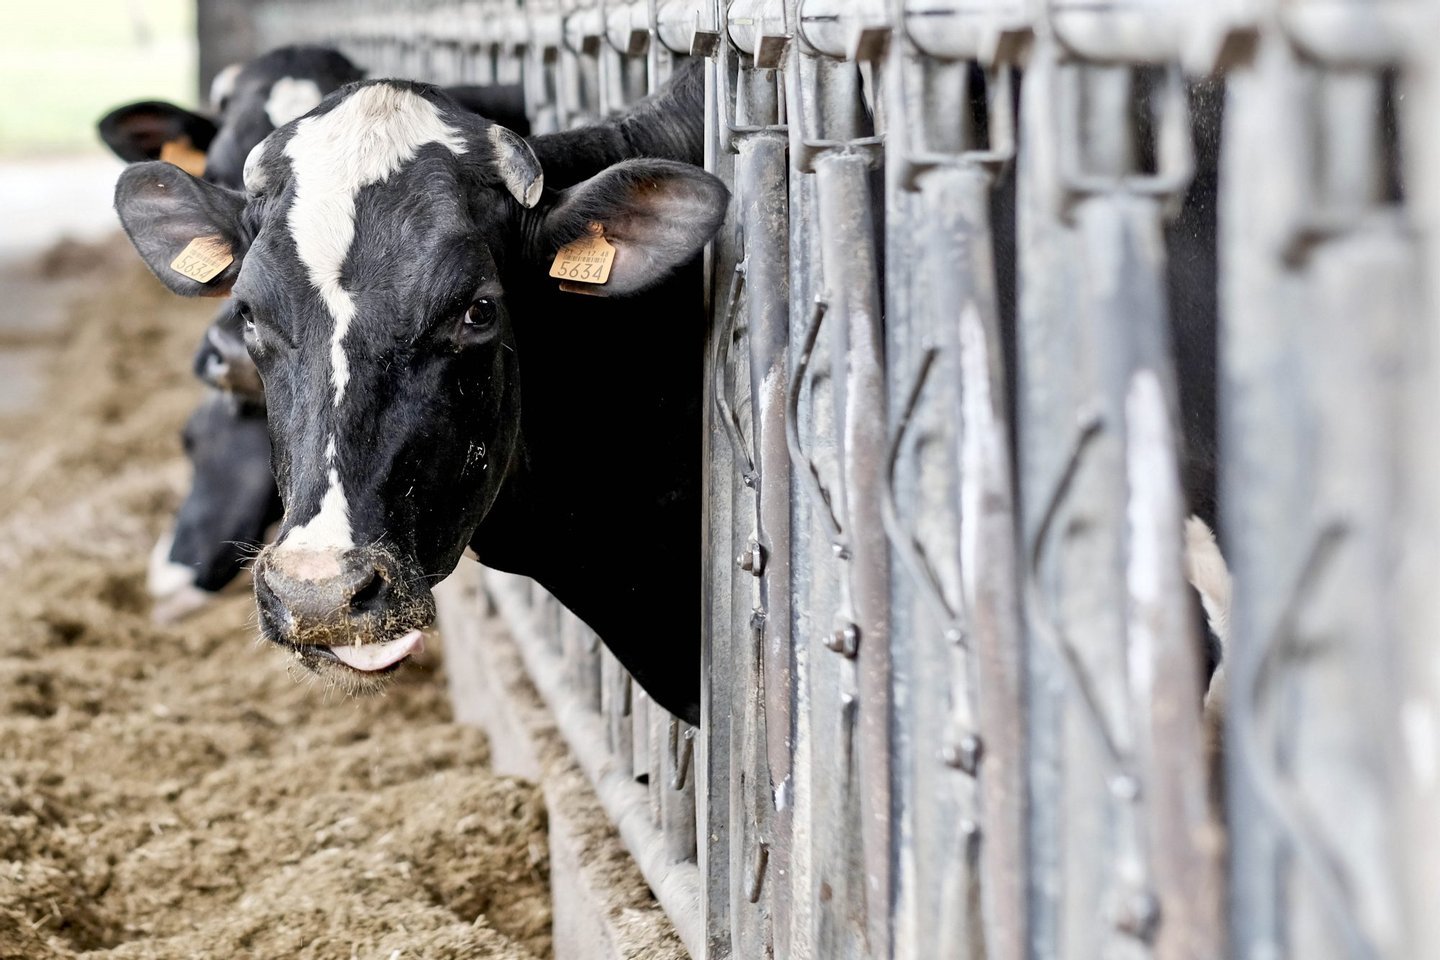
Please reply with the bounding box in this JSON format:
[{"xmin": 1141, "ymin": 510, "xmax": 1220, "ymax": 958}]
[{"xmin": 327, "ymin": 630, "xmax": 425, "ymax": 671}]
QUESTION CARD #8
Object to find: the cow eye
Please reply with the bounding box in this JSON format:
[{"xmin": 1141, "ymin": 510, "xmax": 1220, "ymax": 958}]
[
  {"xmin": 455, "ymin": 298, "xmax": 501, "ymax": 346},
  {"xmin": 464, "ymin": 299, "xmax": 497, "ymax": 329}
]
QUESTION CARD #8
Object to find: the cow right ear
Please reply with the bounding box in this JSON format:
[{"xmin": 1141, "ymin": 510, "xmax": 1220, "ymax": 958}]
[
  {"xmin": 115, "ymin": 162, "xmax": 247, "ymax": 298},
  {"xmin": 98, "ymin": 101, "xmax": 219, "ymax": 164}
]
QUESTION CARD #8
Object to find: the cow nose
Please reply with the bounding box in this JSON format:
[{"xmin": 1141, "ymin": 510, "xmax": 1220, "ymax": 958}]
[{"xmin": 257, "ymin": 547, "xmax": 392, "ymax": 626}]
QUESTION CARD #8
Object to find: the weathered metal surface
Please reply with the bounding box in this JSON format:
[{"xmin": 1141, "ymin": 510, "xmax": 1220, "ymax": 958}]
[{"xmin": 240, "ymin": 1, "xmax": 1440, "ymax": 957}]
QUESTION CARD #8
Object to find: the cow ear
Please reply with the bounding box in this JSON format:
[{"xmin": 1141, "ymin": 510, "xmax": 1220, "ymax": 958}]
[
  {"xmin": 537, "ymin": 159, "xmax": 729, "ymax": 297},
  {"xmin": 97, "ymin": 101, "xmax": 218, "ymax": 164},
  {"xmin": 115, "ymin": 162, "xmax": 247, "ymax": 298}
]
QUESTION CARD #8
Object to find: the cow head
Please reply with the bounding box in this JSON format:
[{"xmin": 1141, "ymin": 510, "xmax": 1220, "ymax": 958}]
[
  {"xmin": 148, "ymin": 392, "xmax": 282, "ymax": 622},
  {"xmin": 115, "ymin": 80, "xmax": 727, "ymax": 684},
  {"xmin": 98, "ymin": 45, "xmax": 365, "ymax": 187},
  {"xmin": 193, "ymin": 300, "xmax": 266, "ymax": 401}
]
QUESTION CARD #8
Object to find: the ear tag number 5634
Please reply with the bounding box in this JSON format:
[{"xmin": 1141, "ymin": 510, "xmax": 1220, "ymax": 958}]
[
  {"xmin": 170, "ymin": 236, "xmax": 234, "ymax": 284},
  {"xmin": 549, "ymin": 224, "xmax": 615, "ymax": 286}
]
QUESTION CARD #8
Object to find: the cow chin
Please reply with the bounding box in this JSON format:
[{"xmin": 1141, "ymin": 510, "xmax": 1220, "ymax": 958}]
[{"xmin": 252, "ymin": 542, "xmax": 437, "ymax": 693}]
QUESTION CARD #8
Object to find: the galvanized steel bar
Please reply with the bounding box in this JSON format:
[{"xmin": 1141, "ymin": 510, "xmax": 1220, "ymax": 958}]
[
  {"xmin": 1215, "ymin": 3, "xmax": 1424, "ymax": 958},
  {"xmin": 486, "ymin": 570, "xmax": 708, "ymax": 959},
  {"xmin": 790, "ymin": 3, "xmax": 893, "ymax": 955},
  {"xmin": 1017, "ymin": 7, "xmax": 1222, "ymax": 959},
  {"xmin": 882, "ymin": 5, "xmax": 1029, "ymax": 960}
]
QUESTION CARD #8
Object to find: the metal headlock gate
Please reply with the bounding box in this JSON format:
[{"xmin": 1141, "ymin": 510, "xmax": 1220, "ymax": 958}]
[{"xmin": 240, "ymin": 1, "xmax": 1440, "ymax": 958}]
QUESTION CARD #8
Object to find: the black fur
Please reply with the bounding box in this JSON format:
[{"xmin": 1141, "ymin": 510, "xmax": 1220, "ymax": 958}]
[{"xmin": 168, "ymin": 393, "xmax": 282, "ymax": 591}]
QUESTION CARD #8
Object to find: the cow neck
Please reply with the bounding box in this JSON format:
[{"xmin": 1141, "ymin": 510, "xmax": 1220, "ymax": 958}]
[
  {"xmin": 523, "ymin": 57, "xmax": 706, "ymax": 189},
  {"xmin": 468, "ymin": 262, "xmax": 705, "ymax": 695}
]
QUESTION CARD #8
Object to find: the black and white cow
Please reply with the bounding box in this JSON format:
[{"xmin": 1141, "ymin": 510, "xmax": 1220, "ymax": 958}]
[
  {"xmin": 148, "ymin": 391, "xmax": 282, "ymax": 622},
  {"xmin": 115, "ymin": 61, "xmax": 725, "ymax": 721},
  {"xmin": 100, "ymin": 46, "xmax": 368, "ymax": 187},
  {"xmin": 193, "ymin": 300, "xmax": 266, "ymax": 401},
  {"xmin": 100, "ymin": 45, "xmax": 529, "ymax": 189},
  {"xmin": 103, "ymin": 46, "xmax": 532, "ymax": 619}
]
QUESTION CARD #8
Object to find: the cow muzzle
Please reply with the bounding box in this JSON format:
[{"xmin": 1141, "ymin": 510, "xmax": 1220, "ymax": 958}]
[{"xmin": 252, "ymin": 543, "xmax": 435, "ymax": 678}]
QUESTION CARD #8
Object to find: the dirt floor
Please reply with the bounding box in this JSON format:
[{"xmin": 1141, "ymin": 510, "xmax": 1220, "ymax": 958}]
[{"xmin": 0, "ymin": 238, "xmax": 553, "ymax": 959}]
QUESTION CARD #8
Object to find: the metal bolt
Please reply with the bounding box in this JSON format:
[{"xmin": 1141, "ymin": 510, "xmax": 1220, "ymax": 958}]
[
  {"xmin": 826, "ymin": 623, "xmax": 859, "ymax": 658},
  {"xmin": 1113, "ymin": 891, "xmax": 1161, "ymax": 943},
  {"xmin": 941, "ymin": 734, "xmax": 984, "ymax": 776},
  {"xmin": 737, "ymin": 540, "xmax": 765, "ymax": 576}
]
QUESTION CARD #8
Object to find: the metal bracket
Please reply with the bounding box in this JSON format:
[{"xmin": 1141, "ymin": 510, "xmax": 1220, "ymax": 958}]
[
  {"xmin": 1233, "ymin": 521, "xmax": 1378, "ymax": 960},
  {"xmin": 1055, "ymin": 61, "xmax": 1195, "ymax": 213},
  {"xmin": 713, "ymin": 262, "xmax": 759, "ymax": 488},
  {"xmin": 880, "ymin": 347, "xmax": 967, "ymax": 646},
  {"xmin": 1023, "ymin": 409, "xmax": 1131, "ymax": 775},
  {"xmin": 894, "ymin": 52, "xmax": 1017, "ymax": 190},
  {"xmin": 784, "ymin": 295, "xmax": 848, "ymax": 557}
]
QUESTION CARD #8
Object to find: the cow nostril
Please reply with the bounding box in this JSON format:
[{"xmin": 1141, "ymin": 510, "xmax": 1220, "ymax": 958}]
[{"xmin": 348, "ymin": 569, "xmax": 389, "ymax": 615}]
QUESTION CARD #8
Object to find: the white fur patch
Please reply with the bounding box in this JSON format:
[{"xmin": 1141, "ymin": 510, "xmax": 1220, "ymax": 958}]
[
  {"xmin": 147, "ymin": 530, "xmax": 195, "ymax": 597},
  {"xmin": 243, "ymin": 137, "xmax": 272, "ymax": 193},
  {"xmin": 209, "ymin": 62, "xmax": 242, "ymax": 111},
  {"xmin": 282, "ymin": 83, "xmax": 467, "ymax": 407},
  {"xmin": 265, "ymin": 76, "xmax": 325, "ymax": 128},
  {"xmin": 282, "ymin": 468, "xmax": 355, "ymax": 552},
  {"xmin": 1184, "ymin": 515, "xmax": 1232, "ymax": 650},
  {"xmin": 277, "ymin": 85, "xmax": 467, "ymax": 557}
]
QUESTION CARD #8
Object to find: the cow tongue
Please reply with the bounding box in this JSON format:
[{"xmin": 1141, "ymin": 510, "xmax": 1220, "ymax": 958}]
[{"xmin": 327, "ymin": 630, "xmax": 425, "ymax": 671}]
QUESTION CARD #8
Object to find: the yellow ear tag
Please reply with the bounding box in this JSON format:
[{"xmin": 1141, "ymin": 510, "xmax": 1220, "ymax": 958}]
[
  {"xmin": 159, "ymin": 137, "xmax": 208, "ymax": 177},
  {"xmin": 169, "ymin": 236, "xmax": 234, "ymax": 284},
  {"xmin": 549, "ymin": 223, "xmax": 615, "ymax": 286}
]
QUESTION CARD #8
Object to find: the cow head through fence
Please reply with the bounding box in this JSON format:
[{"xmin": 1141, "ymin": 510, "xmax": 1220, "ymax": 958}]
[{"xmin": 113, "ymin": 78, "xmax": 726, "ymax": 696}]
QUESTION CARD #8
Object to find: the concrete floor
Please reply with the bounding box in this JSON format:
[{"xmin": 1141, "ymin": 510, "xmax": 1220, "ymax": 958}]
[{"xmin": 0, "ymin": 153, "xmax": 124, "ymax": 419}]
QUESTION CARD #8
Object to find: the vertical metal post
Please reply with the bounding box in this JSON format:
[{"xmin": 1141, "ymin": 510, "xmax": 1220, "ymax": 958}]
[
  {"xmin": 1018, "ymin": 5, "xmax": 1222, "ymax": 959},
  {"xmin": 1214, "ymin": 3, "xmax": 1422, "ymax": 958}
]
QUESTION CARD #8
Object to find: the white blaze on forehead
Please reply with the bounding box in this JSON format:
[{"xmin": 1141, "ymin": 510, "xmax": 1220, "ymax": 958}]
[
  {"xmin": 265, "ymin": 76, "xmax": 325, "ymax": 128},
  {"xmin": 279, "ymin": 83, "xmax": 466, "ymax": 555},
  {"xmin": 283, "ymin": 83, "xmax": 468, "ymax": 407},
  {"xmin": 282, "ymin": 467, "xmax": 355, "ymax": 551}
]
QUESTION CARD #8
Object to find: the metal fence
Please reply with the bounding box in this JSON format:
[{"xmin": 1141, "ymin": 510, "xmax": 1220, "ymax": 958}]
[{"xmin": 241, "ymin": 2, "xmax": 1440, "ymax": 958}]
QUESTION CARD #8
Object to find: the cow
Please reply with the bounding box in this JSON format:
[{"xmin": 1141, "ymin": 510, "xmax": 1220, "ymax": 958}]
[
  {"xmin": 148, "ymin": 391, "xmax": 282, "ymax": 623},
  {"xmin": 100, "ymin": 45, "xmax": 528, "ymax": 188},
  {"xmin": 101, "ymin": 46, "xmax": 529, "ymax": 618},
  {"xmin": 193, "ymin": 300, "xmax": 265, "ymax": 401},
  {"xmin": 113, "ymin": 60, "xmax": 725, "ymax": 721}
]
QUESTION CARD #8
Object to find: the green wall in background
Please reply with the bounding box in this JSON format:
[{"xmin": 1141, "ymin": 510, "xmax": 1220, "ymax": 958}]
[{"xmin": 0, "ymin": 0, "xmax": 197, "ymax": 155}]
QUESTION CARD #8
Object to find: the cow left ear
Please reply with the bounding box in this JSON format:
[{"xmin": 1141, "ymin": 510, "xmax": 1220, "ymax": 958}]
[
  {"xmin": 537, "ymin": 159, "xmax": 729, "ymax": 297},
  {"xmin": 98, "ymin": 100, "xmax": 218, "ymax": 165},
  {"xmin": 115, "ymin": 162, "xmax": 247, "ymax": 298}
]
